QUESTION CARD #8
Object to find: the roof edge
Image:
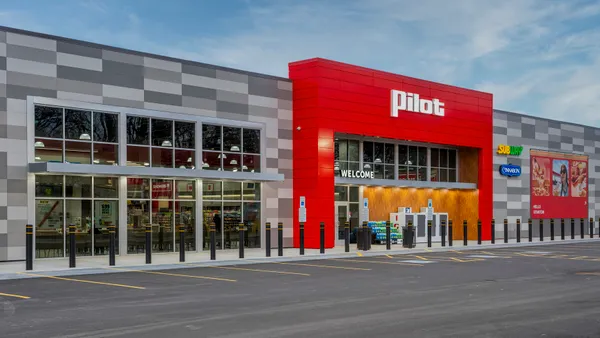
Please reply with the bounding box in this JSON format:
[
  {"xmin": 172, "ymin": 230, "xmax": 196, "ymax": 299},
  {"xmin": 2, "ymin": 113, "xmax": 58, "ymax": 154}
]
[{"xmin": 494, "ymin": 108, "xmax": 599, "ymax": 130}]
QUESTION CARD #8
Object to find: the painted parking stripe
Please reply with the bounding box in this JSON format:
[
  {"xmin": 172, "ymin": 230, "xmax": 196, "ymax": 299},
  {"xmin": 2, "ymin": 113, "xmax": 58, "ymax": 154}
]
[
  {"xmin": 275, "ymin": 262, "xmax": 372, "ymax": 271},
  {"xmin": 331, "ymin": 258, "xmax": 423, "ymax": 266},
  {"xmin": 205, "ymin": 265, "xmax": 311, "ymax": 277},
  {"xmin": 400, "ymin": 260, "xmax": 437, "ymax": 264},
  {"xmin": 19, "ymin": 272, "xmax": 146, "ymax": 290},
  {"xmin": 108, "ymin": 268, "xmax": 237, "ymax": 282},
  {"xmin": 0, "ymin": 292, "xmax": 30, "ymax": 300},
  {"xmin": 466, "ymin": 255, "xmax": 502, "ymax": 259}
]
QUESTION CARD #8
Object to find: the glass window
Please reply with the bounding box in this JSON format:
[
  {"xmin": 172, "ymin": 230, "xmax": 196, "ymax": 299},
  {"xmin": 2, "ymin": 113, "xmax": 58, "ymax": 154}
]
[
  {"xmin": 418, "ymin": 147, "xmax": 427, "ymax": 166},
  {"xmin": 35, "ymin": 175, "xmax": 63, "ymax": 198},
  {"xmin": 35, "ymin": 199, "xmax": 64, "ymax": 258},
  {"xmin": 127, "ymin": 146, "xmax": 150, "ymax": 167},
  {"xmin": 176, "ymin": 180, "xmax": 195, "ymax": 199},
  {"xmin": 93, "ymin": 112, "xmax": 119, "ymax": 143},
  {"xmin": 94, "ymin": 200, "xmax": 119, "ymax": 255},
  {"xmin": 203, "ymin": 201, "xmax": 222, "ymax": 250},
  {"xmin": 94, "ymin": 144, "xmax": 118, "ymax": 165},
  {"xmin": 35, "ymin": 106, "xmax": 63, "ymax": 139},
  {"xmin": 223, "ymin": 182, "xmax": 242, "ymax": 200},
  {"xmin": 440, "ymin": 149, "xmax": 448, "ymax": 168},
  {"xmin": 174, "ymin": 121, "xmax": 195, "ymax": 149},
  {"xmin": 398, "ymin": 165, "xmax": 407, "ymax": 180},
  {"xmin": 202, "ymin": 124, "xmax": 221, "ymax": 151},
  {"xmin": 65, "ymin": 109, "xmax": 92, "ymax": 141},
  {"xmin": 398, "ymin": 145, "xmax": 407, "ymax": 165},
  {"xmin": 94, "ymin": 177, "xmax": 118, "ymax": 198},
  {"xmin": 127, "ymin": 178, "xmax": 150, "ymax": 199},
  {"xmin": 65, "ymin": 199, "xmax": 93, "ymax": 257},
  {"xmin": 175, "ymin": 150, "xmax": 195, "ymax": 169},
  {"xmin": 127, "ymin": 116, "xmax": 149, "ymax": 145},
  {"xmin": 152, "ymin": 179, "xmax": 173, "ymax": 199},
  {"xmin": 65, "ymin": 141, "xmax": 91, "ymax": 164},
  {"xmin": 224, "ymin": 153, "xmax": 241, "ymax": 172},
  {"xmin": 35, "ymin": 138, "xmax": 63, "ymax": 163},
  {"xmin": 449, "ymin": 150, "xmax": 457, "ymax": 168},
  {"xmin": 223, "ymin": 127, "xmax": 241, "ymax": 152},
  {"xmin": 373, "ymin": 143, "xmax": 384, "ymax": 163},
  {"xmin": 384, "ymin": 165, "xmax": 395, "ymax": 180},
  {"xmin": 335, "ymin": 186, "xmax": 348, "ymax": 202},
  {"xmin": 430, "ymin": 147, "xmax": 457, "ymax": 182},
  {"xmin": 243, "ymin": 202, "xmax": 261, "ymax": 248},
  {"xmin": 363, "ymin": 141, "xmax": 373, "ymax": 163},
  {"xmin": 203, "ymin": 181, "xmax": 222, "ymax": 199},
  {"xmin": 348, "ymin": 140, "xmax": 359, "ymax": 162},
  {"xmin": 385, "ymin": 144, "xmax": 394, "ymax": 164},
  {"xmin": 127, "ymin": 200, "xmax": 150, "ymax": 254},
  {"xmin": 202, "ymin": 151, "xmax": 221, "ymax": 171},
  {"xmin": 408, "ymin": 146, "xmax": 417, "ymax": 166},
  {"xmin": 242, "ymin": 129, "xmax": 260, "ymax": 154},
  {"xmin": 152, "ymin": 119, "xmax": 173, "ymax": 147},
  {"xmin": 152, "ymin": 200, "xmax": 173, "ymax": 252},
  {"xmin": 242, "ymin": 182, "xmax": 260, "ymax": 201},
  {"xmin": 430, "ymin": 148, "xmax": 439, "ymax": 167},
  {"xmin": 152, "ymin": 148, "xmax": 174, "ymax": 168},
  {"xmin": 449, "ymin": 169, "xmax": 457, "ymax": 182},
  {"xmin": 349, "ymin": 186, "xmax": 359, "ymax": 202},
  {"xmin": 65, "ymin": 176, "xmax": 92, "ymax": 198},
  {"xmin": 223, "ymin": 202, "xmax": 241, "ymax": 249},
  {"xmin": 242, "ymin": 154, "xmax": 260, "ymax": 173},
  {"xmin": 176, "ymin": 201, "xmax": 195, "ymax": 251}
]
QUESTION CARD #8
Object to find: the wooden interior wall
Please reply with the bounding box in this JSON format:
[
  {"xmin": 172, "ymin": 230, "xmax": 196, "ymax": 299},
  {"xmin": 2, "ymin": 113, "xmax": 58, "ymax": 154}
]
[
  {"xmin": 363, "ymin": 187, "xmax": 479, "ymax": 240},
  {"xmin": 458, "ymin": 147, "xmax": 479, "ymax": 184}
]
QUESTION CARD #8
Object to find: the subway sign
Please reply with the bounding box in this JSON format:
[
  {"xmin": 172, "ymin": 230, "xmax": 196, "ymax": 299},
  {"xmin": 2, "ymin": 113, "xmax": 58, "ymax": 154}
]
[
  {"xmin": 497, "ymin": 144, "xmax": 523, "ymax": 156},
  {"xmin": 499, "ymin": 164, "xmax": 522, "ymax": 177}
]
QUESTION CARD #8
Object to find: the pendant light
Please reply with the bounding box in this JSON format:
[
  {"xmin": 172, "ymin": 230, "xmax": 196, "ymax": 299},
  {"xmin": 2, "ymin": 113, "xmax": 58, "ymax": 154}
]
[
  {"xmin": 79, "ymin": 133, "xmax": 91, "ymax": 140},
  {"xmin": 230, "ymin": 159, "xmax": 238, "ymax": 165},
  {"xmin": 34, "ymin": 141, "xmax": 45, "ymax": 148},
  {"xmin": 161, "ymin": 140, "xmax": 172, "ymax": 147},
  {"xmin": 230, "ymin": 145, "xmax": 240, "ymax": 152}
]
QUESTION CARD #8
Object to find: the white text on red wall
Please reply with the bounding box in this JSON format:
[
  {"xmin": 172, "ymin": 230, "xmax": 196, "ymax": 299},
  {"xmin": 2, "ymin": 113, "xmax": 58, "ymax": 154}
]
[{"xmin": 391, "ymin": 90, "xmax": 445, "ymax": 117}]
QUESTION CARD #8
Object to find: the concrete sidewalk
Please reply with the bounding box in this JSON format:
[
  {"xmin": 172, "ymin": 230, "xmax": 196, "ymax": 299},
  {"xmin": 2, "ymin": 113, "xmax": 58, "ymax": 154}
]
[{"xmin": 1, "ymin": 237, "xmax": 598, "ymax": 280}]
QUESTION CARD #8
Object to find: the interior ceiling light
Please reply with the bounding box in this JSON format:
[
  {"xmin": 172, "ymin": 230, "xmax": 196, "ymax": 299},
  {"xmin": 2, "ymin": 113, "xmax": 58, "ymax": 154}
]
[
  {"xmin": 202, "ymin": 163, "xmax": 209, "ymax": 168},
  {"xmin": 218, "ymin": 153, "xmax": 227, "ymax": 159},
  {"xmin": 161, "ymin": 140, "xmax": 172, "ymax": 147},
  {"xmin": 364, "ymin": 164, "xmax": 372, "ymax": 169},
  {"xmin": 230, "ymin": 159, "xmax": 238, "ymax": 165},
  {"xmin": 230, "ymin": 145, "xmax": 240, "ymax": 152},
  {"xmin": 374, "ymin": 158, "xmax": 382, "ymax": 163},
  {"xmin": 35, "ymin": 156, "xmax": 41, "ymax": 161},
  {"xmin": 93, "ymin": 159, "xmax": 100, "ymax": 164},
  {"xmin": 34, "ymin": 141, "xmax": 45, "ymax": 148},
  {"xmin": 232, "ymin": 168, "xmax": 238, "ymax": 172},
  {"xmin": 79, "ymin": 133, "xmax": 91, "ymax": 140},
  {"xmin": 242, "ymin": 165, "xmax": 248, "ymax": 170},
  {"xmin": 179, "ymin": 165, "xmax": 186, "ymax": 169},
  {"xmin": 187, "ymin": 157, "xmax": 193, "ymax": 163},
  {"xmin": 143, "ymin": 162, "xmax": 150, "ymax": 166}
]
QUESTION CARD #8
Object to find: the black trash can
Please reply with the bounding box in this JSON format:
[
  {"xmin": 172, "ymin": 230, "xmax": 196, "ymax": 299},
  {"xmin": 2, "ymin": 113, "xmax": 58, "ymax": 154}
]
[{"xmin": 402, "ymin": 226, "xmax": 416, "ymax": 248}]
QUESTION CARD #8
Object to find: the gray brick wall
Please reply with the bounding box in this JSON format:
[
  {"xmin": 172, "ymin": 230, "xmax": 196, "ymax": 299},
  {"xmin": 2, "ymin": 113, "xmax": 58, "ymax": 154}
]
[
  {"xmin": 0, "ymin": 26, "xmax": 293, "ymax": 261},
  {"xmin": 493, "ymin": 109, "xmax": 600, "ymax": 239}
]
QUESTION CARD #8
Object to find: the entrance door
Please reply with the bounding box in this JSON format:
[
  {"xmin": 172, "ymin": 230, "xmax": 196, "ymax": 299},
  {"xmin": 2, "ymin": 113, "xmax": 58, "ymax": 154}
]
[{"xmin": 334, "ymin": 202, "xmax": 349, "ymax": 246}]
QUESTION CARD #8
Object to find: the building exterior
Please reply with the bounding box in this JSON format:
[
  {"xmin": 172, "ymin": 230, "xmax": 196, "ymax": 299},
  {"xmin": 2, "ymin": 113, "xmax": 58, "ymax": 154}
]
[{"xmin": 0, "ymin": 26, "xmax": 597, "ymax": 261}]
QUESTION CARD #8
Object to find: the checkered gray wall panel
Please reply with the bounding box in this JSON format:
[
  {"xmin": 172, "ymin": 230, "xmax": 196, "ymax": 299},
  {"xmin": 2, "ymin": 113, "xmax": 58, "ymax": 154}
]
[
  {"xmin": 493, "ymin": 109, "xmax": 600, "ymax": 238},
  {"xmin": 0, "ymin": 27, "xmax": 293, "ymax": 260}
]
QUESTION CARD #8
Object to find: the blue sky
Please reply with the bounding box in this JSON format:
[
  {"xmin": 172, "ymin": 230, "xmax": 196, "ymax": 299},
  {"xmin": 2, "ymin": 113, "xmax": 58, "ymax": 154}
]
[{"xmin": 1, "ymin": 0, "xmax": 600, "ymax": 126}]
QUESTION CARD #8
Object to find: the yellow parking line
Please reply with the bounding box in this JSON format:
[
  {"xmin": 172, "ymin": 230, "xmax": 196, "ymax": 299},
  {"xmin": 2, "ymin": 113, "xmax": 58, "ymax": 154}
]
[
  {"xmin": 413, "ymin": 255, "xmax": 429, "ymax": 261},
  {"xmin": 0, "ymin": 292, "xmax": 30, "ymax": 300},
  {"xmin": 577, "ymin": 272, "xmax": 600, "ymax": 276},
  {"xmin": 205, "ymin": 266, "xmax": 310, "ymax": 276},
  {"xmin": 331, "ymin": 258, "xmax": 423, "ymax": 267},
  {"xmin": 357, "ymin": 252, "xmax": 363, "ymax": 257},
  {"xmin": 275, "ymin": 262, "xmax": 372, "ymax": 271},
  {"xmin": 385, "ymin": 254, "xmax": 394, "ymax": 259},
  {"xmin": 108, "ymin": 268, "xmax": 237, "ymax": 282},
  {"xmin": 18, "ymin": 272, "xmax": 145, "ymax": 290}
]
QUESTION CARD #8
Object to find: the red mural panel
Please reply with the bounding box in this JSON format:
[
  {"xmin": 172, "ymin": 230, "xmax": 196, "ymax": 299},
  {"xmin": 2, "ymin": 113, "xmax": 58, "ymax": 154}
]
[
  {"xmin": 530, "ymin": 149, "xmax": 589, "ymax": 219},
  {"xmin": 289, "ymin": 58, "xmax": 494, "ymax": 248}
]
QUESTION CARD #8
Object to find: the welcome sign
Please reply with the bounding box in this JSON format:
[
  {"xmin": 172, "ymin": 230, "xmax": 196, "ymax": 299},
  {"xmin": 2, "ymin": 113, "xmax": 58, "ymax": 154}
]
[{"xmin": 340, "ymin": 170, "xmax": 374, "ymax": 179}]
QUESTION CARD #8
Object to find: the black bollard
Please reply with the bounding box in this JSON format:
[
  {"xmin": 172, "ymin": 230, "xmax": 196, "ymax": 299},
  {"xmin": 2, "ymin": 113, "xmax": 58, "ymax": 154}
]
[
  {"xmin": 449, "ymin": 220, "xmax": 453, "ymax": 247},
  {"xmin": 477, "ymin": 219, "xmax": 482, "ymax": 245},
  {"xmin": 109, "ymin": 225, "xmax": 116, "ymax": 266},
  {"xmin": 571, "ymin": 219, "xmax": 575, "ymax": 240},
  {"xmin": 551, "ymin": 219, "xmax": 555, "ymax": 240},
  {"xmin": 69, "ymin": 224, "xmax": 76, "ymax": 268},
  {"xmin": 516, "ymin": 219, "xmax": 521, "ymax": 243},
  {"xmin": 320, "ymin": 222, "xmax": 325, "ymax": 254},
  {"xmin": 300, "ymin": 222, "xmax": 305, "ymax": 255},
  {"xmin": 427, "ymin": 220, "xmax": 432, "ymax": 248},
  {"xmin": 145, "ymin": 224, "xmax": 152, "ymax": 264},
  {"xmin": 344, "ymin": 221, "xmax": 350, "ymax": 253},
  {"xmin": 407, "ymin": 220, "xmax": 414, "ymax": 249},
  {"xmin": 25, "ymin": 224, "xmax": 33, "ymax": 271},
  {"xmin": 441, "ymin": 220, "xmax": 446, "ymax": 247},
  {"xmin": 491, "ymin": 219, "xmax": 495, "ymax": 244},
  {"xmin": 560, "ymin": 219, "xmax": 565, "ymax": 240},
  {"xmin": 503, "ymin": 219, "xmax": 508, "ymax": 243},
  {"xmin": 463, "ymin": 220, "xmax": 468, "ymax": 246},
  {"xmin": 386, "ymin": 221, "xmax": 391, "ymax": 250},
  {"xmin": 528, "ymin": 218, "xmax": 532, "ymax": 242},
  {"xmin": 278, "ymin": 222, "xmax": 283, "ymax": 257},
  {"xmin": 265, "ymin": 222, "xmax": 271, "ymax": 257},
  {"xmin": 539, "ymin": 219, "xmax": 544, "ymax": 241},
  {"xmin": 361, "ymin": 221, "xmax": 368, "ymax": 251},
  {"xmin": 210, "ymin": 223, "xmax": 216, "ymax": 260},
  {"xmin": 580, "ymin": 218, "xmax": 584, "ymax": 239},
  {"xmin": 590, "ymin": 218, "xmax": 594, "ymax": 239},
  {"xmin": 179, "ymin": 225, "xmax": 185, "ymax": 263},
  {"xmin": 239, "ymin": 223, "xmax": 245, "ymax": 259}
]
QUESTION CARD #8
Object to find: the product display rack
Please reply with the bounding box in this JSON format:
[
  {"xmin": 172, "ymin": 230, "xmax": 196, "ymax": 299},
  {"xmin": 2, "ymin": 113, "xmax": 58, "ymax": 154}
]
[{"xmin": 368, "ymin": 221, "xmax": 401, "ymax": 244}]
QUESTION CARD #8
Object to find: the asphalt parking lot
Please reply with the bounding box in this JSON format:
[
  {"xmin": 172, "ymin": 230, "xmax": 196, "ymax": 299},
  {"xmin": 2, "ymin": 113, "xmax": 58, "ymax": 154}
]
[{"xmin": 2, "ymin": 242, "xmax": 600, "ymax": 337}]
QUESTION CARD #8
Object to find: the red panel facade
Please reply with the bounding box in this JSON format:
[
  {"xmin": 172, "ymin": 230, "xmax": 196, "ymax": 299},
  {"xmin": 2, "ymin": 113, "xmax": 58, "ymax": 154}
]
[{"xmin": 289, "ymin": 58, "xmax": 494, "ymax": 248}]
